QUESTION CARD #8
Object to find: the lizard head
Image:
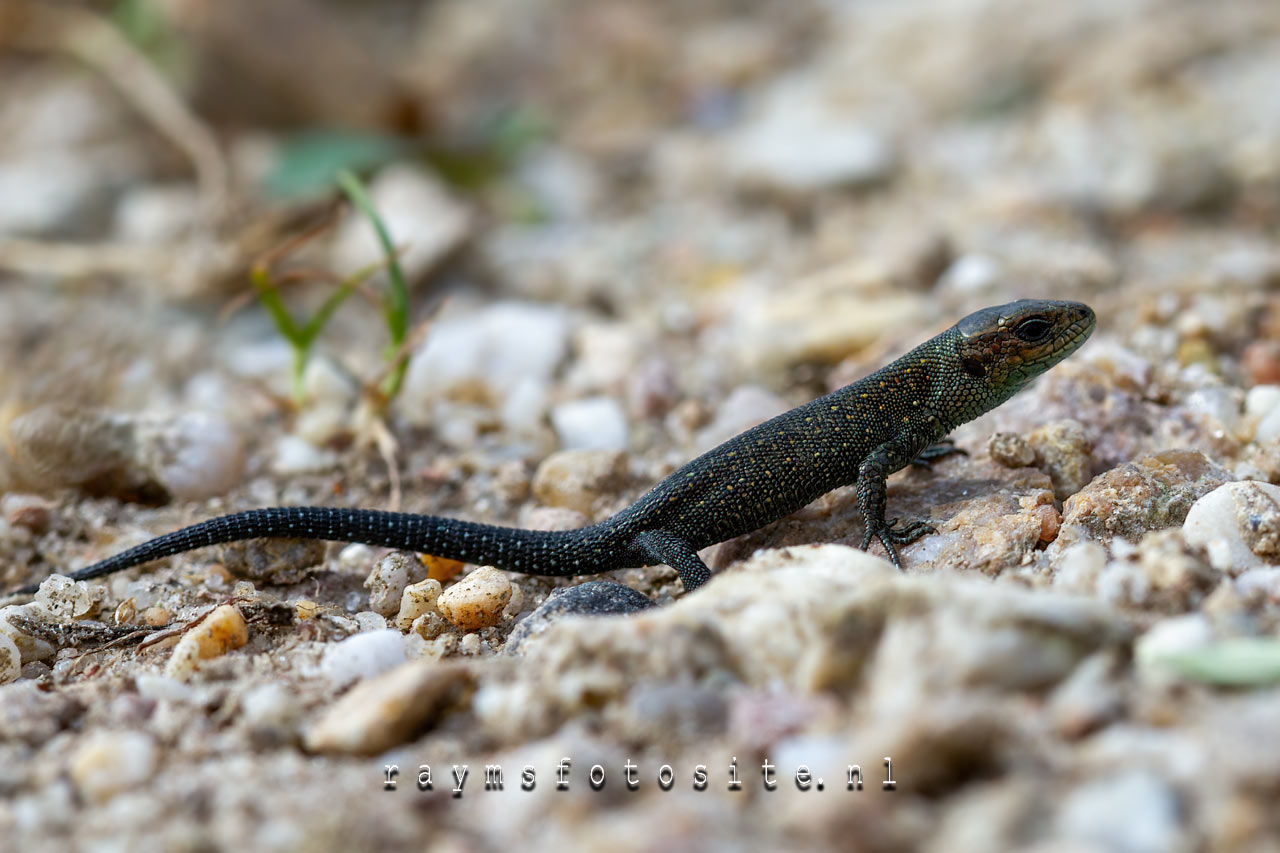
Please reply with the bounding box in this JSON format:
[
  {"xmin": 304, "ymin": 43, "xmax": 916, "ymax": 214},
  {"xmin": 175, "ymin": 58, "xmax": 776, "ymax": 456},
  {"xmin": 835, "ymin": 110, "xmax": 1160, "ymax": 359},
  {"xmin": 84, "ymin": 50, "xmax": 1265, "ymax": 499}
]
[{"xmin": 944, "ymin": 299, "xmax": 1096, "ymax": 420}]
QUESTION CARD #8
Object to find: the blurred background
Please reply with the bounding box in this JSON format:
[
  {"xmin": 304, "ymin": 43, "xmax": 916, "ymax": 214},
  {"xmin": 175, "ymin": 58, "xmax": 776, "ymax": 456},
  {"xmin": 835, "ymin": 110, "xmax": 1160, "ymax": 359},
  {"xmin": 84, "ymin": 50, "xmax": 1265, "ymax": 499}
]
[
  {"xmin": 3, "ymin": 0, "xmax": 1280, "ymax": 847},
  {"xmin": 2, "ymin": 0, "xmax": 1276, "ymax": 486}
]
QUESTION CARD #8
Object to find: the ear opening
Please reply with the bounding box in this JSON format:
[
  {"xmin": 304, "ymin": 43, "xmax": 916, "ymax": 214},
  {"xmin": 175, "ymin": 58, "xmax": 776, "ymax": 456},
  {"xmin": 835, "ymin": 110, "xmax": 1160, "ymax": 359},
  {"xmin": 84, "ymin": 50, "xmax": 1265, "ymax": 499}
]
[{"xmin": 960, "ymin": 354, "xmax": 987, "ymax": 379}]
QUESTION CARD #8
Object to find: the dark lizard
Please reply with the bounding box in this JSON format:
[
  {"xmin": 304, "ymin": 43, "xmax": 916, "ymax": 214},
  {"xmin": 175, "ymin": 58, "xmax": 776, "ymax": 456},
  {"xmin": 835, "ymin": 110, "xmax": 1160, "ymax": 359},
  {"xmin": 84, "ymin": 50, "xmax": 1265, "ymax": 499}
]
[{"xmin": 9, "ymin": 299, "xmax": 1094, "ymax": 596}]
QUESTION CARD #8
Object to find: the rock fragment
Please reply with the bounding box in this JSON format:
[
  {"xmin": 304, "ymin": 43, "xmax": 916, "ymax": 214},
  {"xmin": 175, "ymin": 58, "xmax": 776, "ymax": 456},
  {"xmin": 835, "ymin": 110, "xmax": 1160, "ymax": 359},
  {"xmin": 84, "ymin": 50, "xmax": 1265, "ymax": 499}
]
[
  {"xmin": 437, "ymin": 568, "xmax": 512, "ymax": 631},
  {"xmin": 68, "ymin": 731, "xmax": 159, "ymax": 805},
  {"xmin": 305, "ymin": 661, "xmax": 472, "ymax": 755},
  {"xmin": 531, "ymin": 449, "xmax": 627, "ymax": 514},
  {"xmin": 1027, "ymin": 419, "xmax": 1094, "ymax": 498},
  {"xmin": 320, "ymin": 628, "xmax": 407, "ymax": 689},
  {"xmin": 1055, "ymin": 450, "xmax": 1233, "ymax": 548},
  {"xmin": 395, "ymin": 578, "xmax": 443, "ymax": 631},
  {"xmin": 988, "ymin": 432, "xmax": 1035, "ymax": 468},
  {"xmin": 506, "ymin": 581, "xmax": 654, "ymax": 653},
  {"xmin": 365, "ymin": 552, "xmax": 418, "ymax": 618},
  {"xmin": 1183, "ymin": 481, "xmax": 1280, "ymax": 575},
  {"xmin": 165, "ymin": 604, "xmax": 249, "ymax": 680}
]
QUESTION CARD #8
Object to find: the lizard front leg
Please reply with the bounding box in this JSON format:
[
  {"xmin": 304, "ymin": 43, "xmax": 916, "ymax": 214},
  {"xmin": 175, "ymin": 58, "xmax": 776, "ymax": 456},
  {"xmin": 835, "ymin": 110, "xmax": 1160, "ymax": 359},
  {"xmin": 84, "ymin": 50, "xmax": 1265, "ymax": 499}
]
[{"xmin": 856, "ymin": 435, "xmax": 939, "ymax": 568}]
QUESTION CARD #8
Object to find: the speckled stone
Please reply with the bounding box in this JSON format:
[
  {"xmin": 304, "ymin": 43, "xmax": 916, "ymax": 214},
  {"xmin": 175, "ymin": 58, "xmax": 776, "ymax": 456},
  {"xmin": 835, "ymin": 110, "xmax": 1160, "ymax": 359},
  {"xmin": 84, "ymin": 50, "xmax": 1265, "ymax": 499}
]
[
  {"xmin": 219, "ymin": 537, "xmax": 325, "ymax": 585},
  {"xmin": 505, "ymin": 581, "xmax": 654, "ymax": 653},
  {"xmin": 988, "ymin": 432, "xmax": 1035, "ymax": 468},
  {"xmin": 1183, "ymin": 481, "xmax": 1280, "ymax": 575},
  {"xmin": 1027, "ymin": 419, "xmax": 1094, "ymax": 498},
  {"xmin": 1054, "ymin": 450, "xmax": 1233, "ymax": 549},
  {"xmin": 437, "ymin": 567, "xmax": 512, "ymax": 631}
]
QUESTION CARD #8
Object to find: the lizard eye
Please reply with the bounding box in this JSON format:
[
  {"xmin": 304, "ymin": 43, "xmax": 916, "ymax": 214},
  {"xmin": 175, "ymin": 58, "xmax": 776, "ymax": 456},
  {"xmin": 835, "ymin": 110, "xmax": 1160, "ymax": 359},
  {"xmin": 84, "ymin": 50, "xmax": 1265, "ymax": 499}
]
[{"xmin": 1014, "ymin": 317, "xmax": 1052, "ymax": 342}]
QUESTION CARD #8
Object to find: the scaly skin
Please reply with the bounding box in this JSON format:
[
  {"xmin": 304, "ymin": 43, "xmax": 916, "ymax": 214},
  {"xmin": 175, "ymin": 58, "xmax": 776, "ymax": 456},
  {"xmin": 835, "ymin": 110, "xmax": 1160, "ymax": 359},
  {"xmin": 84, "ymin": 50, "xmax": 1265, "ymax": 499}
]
[{"xmin": 9, "ymin": 300, "xmax": 1095, "ymax": 595}]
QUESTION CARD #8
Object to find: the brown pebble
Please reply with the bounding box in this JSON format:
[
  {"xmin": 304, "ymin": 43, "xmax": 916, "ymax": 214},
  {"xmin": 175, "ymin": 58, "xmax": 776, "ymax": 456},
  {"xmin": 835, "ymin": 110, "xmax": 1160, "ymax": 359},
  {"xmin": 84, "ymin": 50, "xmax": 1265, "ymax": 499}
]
[
  {"xmin": 5, "ymin": 498, "xmax": 51, "ymax": 534},
  {"xmin": 1037, "ymin": 504, "xmax": 1062, "ymax": 543},
  {"xmin": 532, "ymin": 449, "xmax": 627, "ymax": 514},
  {"xmin": 143, "ymin": 606, "xmax": 173, "ymax": 626},
  {"xmin": 305, "ymin": 661, "xmax": 473, "ymax": 755},
  {"xmin": 1242, "ymin": 340, "xmax": 1280, "ymax": 387}
]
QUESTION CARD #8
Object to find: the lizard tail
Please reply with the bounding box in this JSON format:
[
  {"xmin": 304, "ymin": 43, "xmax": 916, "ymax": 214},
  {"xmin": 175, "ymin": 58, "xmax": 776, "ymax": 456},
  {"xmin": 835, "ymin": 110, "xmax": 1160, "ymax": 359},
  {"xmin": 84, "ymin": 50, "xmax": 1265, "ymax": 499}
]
[{"xmin": 11, "ymin": 507, "xmax": 625, "ymax": 595}]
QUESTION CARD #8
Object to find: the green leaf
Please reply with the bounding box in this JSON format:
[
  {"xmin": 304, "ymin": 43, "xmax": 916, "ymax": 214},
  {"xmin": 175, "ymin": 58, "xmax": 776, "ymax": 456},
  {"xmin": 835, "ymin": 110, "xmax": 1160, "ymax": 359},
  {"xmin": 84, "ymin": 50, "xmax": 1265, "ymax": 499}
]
[
  {"xmin": 335, "ymin": 170, "xmax": 411, "ymax": 402},
  {"xmin": 1158, "ymin": 638, "xmax": 1280, "ymax": 687},
  {"xmin": 264, "ymin": 131, "xmax": 405, "ymax": 200}
]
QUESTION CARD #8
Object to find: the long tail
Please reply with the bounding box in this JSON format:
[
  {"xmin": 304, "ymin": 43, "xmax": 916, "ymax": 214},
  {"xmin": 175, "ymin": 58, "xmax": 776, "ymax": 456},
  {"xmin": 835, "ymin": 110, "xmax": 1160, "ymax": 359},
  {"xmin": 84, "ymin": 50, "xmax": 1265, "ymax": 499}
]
[{"xmin": 11, "ymin": 507, "xmax": 632, "ymax": 595}]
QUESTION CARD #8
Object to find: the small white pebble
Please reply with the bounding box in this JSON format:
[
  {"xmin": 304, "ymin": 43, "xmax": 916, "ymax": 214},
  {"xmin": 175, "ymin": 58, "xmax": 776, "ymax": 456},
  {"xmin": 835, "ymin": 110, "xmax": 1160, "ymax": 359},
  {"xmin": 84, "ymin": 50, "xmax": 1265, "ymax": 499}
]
[
  {"xmin": 365, "ymin": 552, "xmax": 413, "ymax": 617},
  {"xmin": 0, "ymin": 603, "xmax": 58, "ymax": 663},
  {"xmin": 353, "ymin": 611, "xmax": 388, "ymax": 632},
  {"xmin": 1235, "ymin": 567, "xmax": 1280, "ymax": 599},
  {"xmin": 320, "ymin": 628, "xmax": 406, "ymax": 689},
  {"xmin": 1245, "ymin": 384, "xmax": 1280, "ymax": 417},
  {"xmin": 396, "ymin": 579, "xmax": 443, "ymax": 631},
  {"xmin": 694, "ymin": 386, "xmax": 787, "ymax": 452},
  {"xmin": 338, "ymin": 543, "xmax": 375, "ymax": 570},
  {"xmin": 1183, "ymin": 481, "xmax": 1280, "ymax": 574},
  {"xmin": 1054, "ymin": 542, "xmax": 1107, "ymax": 592},
  {"xmin": 938, "ymin": 253, "xmax": 1003, "ymax": 296},
  {"xmin": 68, "ymin": 731, "xmax": 158, "ymax": 804},
  {"xmin": 0, "ymin": 631, "xmax": 20, "ymax": 684},
  {"xmin": 1254, "ymin": 406, "xmax": 1280, "ymax": 445},
  {"xmin": 398, "ymin": 302, "xmax": 568, "ymax": 429},
  {"xmin": 134, "ymin": 674, "xmax": 198, "ymax": 704},
  {"xmin": 270, "ymin": 435, "xmax": 339, "ymax": 475},
  {"xmin": 241, "ymin": 682, "xmax": 301, "ymax": 730},
  {"xmin": 1183, "ymin": 387, "xmax": 1242, "ymax": 434},
  {"xmin": 141, "ymin": 413, "xmax": 246, "ymax": 501},
  {"xmin": 551, "ymin": 396, "xmax": 629, "ymax": 451},
  {"xmin": 35, "ymin": 575, "xmax": 97, "ymax": 621},
  {"xmin": 1136, "ymin": 614, "xmax": 1214, "ymax": 676}
]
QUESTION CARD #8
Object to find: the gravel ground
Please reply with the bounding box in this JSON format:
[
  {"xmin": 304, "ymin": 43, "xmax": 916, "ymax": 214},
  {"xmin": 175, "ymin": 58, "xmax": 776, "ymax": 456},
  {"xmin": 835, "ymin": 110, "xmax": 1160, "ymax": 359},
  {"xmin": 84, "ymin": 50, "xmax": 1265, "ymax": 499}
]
[{"xmin": 2, "ymin": 0, "xmax": 1280, "ymax": 850}]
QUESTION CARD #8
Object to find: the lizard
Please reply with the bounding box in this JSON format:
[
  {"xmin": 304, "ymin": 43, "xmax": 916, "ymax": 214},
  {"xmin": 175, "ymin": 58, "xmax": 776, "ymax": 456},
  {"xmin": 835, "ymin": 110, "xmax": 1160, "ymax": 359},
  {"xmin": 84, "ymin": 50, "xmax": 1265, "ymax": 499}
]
[{"xmin": 9, "ymin": 299, "xmax": 1095, "ymax": 596}]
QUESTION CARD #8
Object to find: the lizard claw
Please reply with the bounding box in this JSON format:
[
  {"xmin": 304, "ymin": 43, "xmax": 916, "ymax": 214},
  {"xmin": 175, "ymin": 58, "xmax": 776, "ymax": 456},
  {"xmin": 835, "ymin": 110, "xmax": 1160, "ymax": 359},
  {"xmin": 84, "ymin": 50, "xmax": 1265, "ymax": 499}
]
[{"xmin": 859, "ymin": 516, "xmax": 936, "ymax": 569}]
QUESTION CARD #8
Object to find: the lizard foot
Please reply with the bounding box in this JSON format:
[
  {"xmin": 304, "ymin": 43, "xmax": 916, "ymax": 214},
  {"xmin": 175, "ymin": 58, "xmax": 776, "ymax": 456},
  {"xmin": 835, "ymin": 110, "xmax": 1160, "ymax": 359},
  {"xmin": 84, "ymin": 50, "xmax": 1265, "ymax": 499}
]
[{"xmin": 859, "ymin": 517, "xmax": 936, "ymax": 569}]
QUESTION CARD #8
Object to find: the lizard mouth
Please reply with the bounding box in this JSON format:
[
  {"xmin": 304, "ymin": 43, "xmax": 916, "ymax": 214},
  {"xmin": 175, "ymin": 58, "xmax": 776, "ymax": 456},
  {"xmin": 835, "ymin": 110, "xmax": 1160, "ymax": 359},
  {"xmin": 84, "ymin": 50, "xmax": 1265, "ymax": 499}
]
[{"xmin": 1055, "ymin": 302, "xmax": 1097, "ymax": 357}]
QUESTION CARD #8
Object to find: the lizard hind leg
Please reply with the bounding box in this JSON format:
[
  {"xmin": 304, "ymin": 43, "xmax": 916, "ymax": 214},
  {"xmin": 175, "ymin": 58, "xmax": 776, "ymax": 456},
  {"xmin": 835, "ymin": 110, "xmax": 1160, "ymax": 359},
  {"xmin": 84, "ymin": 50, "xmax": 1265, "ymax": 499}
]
[{"xmin": 631, "ymin": 529, "xmax": 712, "ymax": 591}]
